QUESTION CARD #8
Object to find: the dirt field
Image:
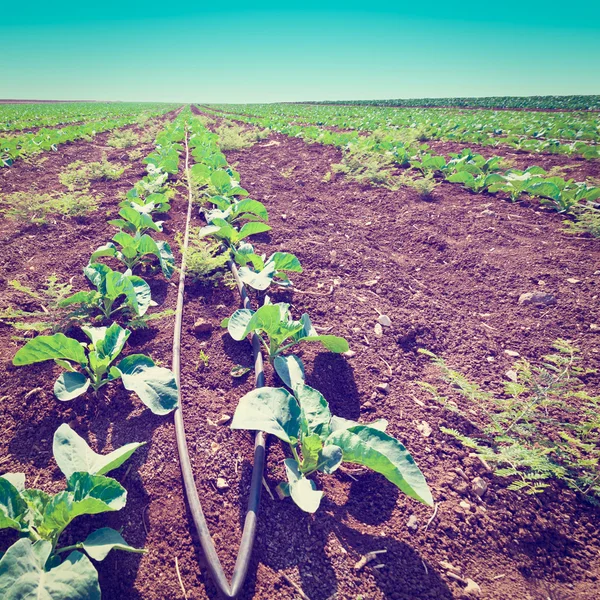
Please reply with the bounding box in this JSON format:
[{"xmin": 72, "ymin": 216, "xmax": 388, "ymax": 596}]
[{"xmin": 1, "ymin": 110, "xmax": 599, "ymax": 600}]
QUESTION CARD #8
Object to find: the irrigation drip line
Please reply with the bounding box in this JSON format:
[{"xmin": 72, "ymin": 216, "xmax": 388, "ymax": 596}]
[{"xmin": 171, "ymin": 126, "xmax": 265, "ymax": 598}]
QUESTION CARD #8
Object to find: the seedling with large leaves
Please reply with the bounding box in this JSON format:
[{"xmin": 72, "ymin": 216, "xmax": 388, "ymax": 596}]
[
  {"xmin": 60, "ymin": 263, "xmax": 153, "ymax": 320},
  {"xmin": 204, "ymin": 196, "xmax": 269, "ymax": 226},
  {"xmin": 198, "ymin": 218, "xmax": 271, "ymax": 247},
  {"xmin": 108, "ymin": 206, "xmax": 163, "ymax": 236},
  {"xmin": 12, "ymin": 322, "xmax": 178, "ymax": 414},
  {"xmin": 234, "ymin": 243, "xmax": 302, "ymax": 290},
  {"xmin": 90, "ymin": 231, "xmax": 175, "ymax": 279},
  {"xmin": 223, "ymin": 301, "xmax": 348, "ymax": 388},
  {"xmin": 0, "ymin": 424, "xmax": 144, "ymax": 599},
  {"xmin": 231, "ymin": 384, "xmax": 433, "ymax": 513}
]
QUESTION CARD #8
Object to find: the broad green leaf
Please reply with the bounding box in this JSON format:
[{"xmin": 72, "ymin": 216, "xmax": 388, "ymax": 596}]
[
  {"xmin": 268, "ymin": 252, "xmax": 302, "ymax": 273},
  {"xmin": 231, "ymin": 387, "xmax": 301, "ymax": 443},
  {"xmin": 226, "ymin": 308, "xmax": 256, "ymax": 340},
  {"xmin": 89, "ymin": 243, "xmax": 117, "ymax": 263},
  {"xmin": 298, "ymin": 334, "xmax": 349, "ymax": 353},
  {"xmin": 238, "ymin": 221, "xmax": 271, "ymax": 241},
  {"xmin": 0, "ymin": 539, "xmax": 100, "ymax": 600},
  {"xmin": 53, "ymin": 424, "xmax": 144, "ymax": 479},
  {"xmin": 326, "ymin": 425, "xmax": 433, "ymax": 506},
  {"xmin": 300, "ymin": 434, "xmax": 322, "ymax": 472},
  {"xmin": 238, "ymin": 262, "xmax": 277, "ymax": 291},
  {"xmin": 54, "ymin": 372, "xmax": 90, "ymax": 401},
  {"xmin": 0, "ymin": 476, "xmax": 27, "ymax": 532},
  {"xmin": 330, "ymin": 415, "xmax": 388, "ymax": 433},
  {"xmin": 68, "ymin": 473, "xmax": 128, "ymax": 517},
  {"xmin": 318, "ymin": 445, "xmax": 343, "ymax": 474},
  {"xmin": 284, "ymin": 459, "xmax": 323, "ymax": 513},
  {"xmin": 13, "ymin": 333, "xmax": 87, "ymax": 367},
  {"xmin": 273, "ymin": 354, "xmax": 305, "ymax": 389},
  {"xmin": 295, "ymin": 384, "xmax": 332, "ymax": 439},
  {"xmin": 116, "ymin": 354, "xmax": 178, "ymax": 415},
  {"xmin": 1, "ymin": 473, "xmax": 25, "ymax": 492},
  {"xmin": 82, "ymin": 527, "xmax": 145, "ymax": 561},
  {"xmin": 234, "ymin": 198, "xmax": 269, "ymax": 222},
  {"xmin": 95, "ymin": 322, "xmax": 130, "ymax": 361}
]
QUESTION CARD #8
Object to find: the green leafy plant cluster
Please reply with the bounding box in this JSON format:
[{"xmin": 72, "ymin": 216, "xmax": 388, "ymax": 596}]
[
  {"xmin": 231, "ymin": 384, "xmax": 432, "ymax": 513},
  {"xmin": 0, "ymin": 424, "xmax": 145, "ymax": 598},
  {"xmin": 1, "ymin": 103, "xmax": 179, "ymax": 167},
  {"xmin": 204, "ymin": 106, "xmax": 600, "ymax": 228},
  {"xmin": 419, "ymin": 342, "xmax": 600, "ymax": 503}
]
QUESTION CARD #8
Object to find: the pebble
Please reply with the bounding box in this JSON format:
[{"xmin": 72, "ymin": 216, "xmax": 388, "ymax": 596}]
[
  {"xmin": 193, "ymin": 318, "xmax": 213, "ymax": 335},
  {"xmin": 471, "ymin": 477, "xmax": 488, "ymax": 498},
  {"xmin": 440, "ymin": 560, "xmax": 461, "ymax": 574},
  {"xmin": 216, "ymin": 478, "xmax": 229, "ymax": 491},
  {"xmin": 329, "ymin": 250, "xmax": 337, "ymax": 265},
  {"xmin": 518, "ymin": 291, "xmax": 556, "ymax": 306},
  {"xmin": 417, "ymin": 420, "xmax": 432, "ymax": 437},
  {"xmin": 376, "ymin": 383, "xmax": 390, "ymax": 394},
  {"xmin": 343, "ymin": 350, "xmax": 356, "ymax": 358},
  {"xmin": 462, "ymin": 579, "xmax": 481, "ymax": 597},
  {"xmin": 504, "ymin": 350, "xmax": 520, "ymax": 358},
  {"xmin": 216, "ymin": 414, "xmax": 231, "ymax": 425},
  {"xmin": 406, "ymin": 515, "xmax": 419, "ymax": 532},
  {"xmin": 566, "ymin": 278, "xmax": 580, "ymax": 284},
  {"xmin": 505, "ymin": 370, "xmax": 518, "ymax": 382},
  {"xmin": 591, "ymin": 324, "xmax": 599, "ymax": 332},
  {"xmin": 374, "ymin": 323, "xmax": 383, "ymax": 336},
  {"xmin": 378, "ymin": 314, "xmax": 392, "ymax": 327},
  {"xmin": 364, "ymin": 279, "xmax": 378, "ymax": 287},
  {"xmin": 281, "ymin": 214, "xmax": 287, "ymax": 220},
  {"xmin": 459, "ymin": 500, "xmax": 471, "ymax": 511}
]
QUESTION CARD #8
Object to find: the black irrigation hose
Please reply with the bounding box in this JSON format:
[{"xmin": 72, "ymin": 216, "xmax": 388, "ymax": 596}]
[{"xmin": 172, "ymin": 128, "xmax": 265, "ymax": 598}]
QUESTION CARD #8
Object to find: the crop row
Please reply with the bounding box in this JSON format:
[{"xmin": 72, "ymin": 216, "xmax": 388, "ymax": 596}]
[
  {"xmin": 297, "ymin": 95, "xmax": 600, "ymax": 111},
  {"xmin": 208, "ymin": 103, "xmax": 600, "ymax": 159},
  {"xmin": 187, "ymin": 116, "xmax": 433, "ymax": 515},
  {"xmin": 0, "ymin": 102, "xmax": 180, "ymax": 133},
  {"xmin": 0, "ymin": 104, "xmax": 181, "ymax": 167},
  {"xmin": 201, "ymin": 106, "xmax": 600, "ymax": 230},
  {"xmin": 0, "ymin": 110, "xmax": 191, "ymax": 597}
]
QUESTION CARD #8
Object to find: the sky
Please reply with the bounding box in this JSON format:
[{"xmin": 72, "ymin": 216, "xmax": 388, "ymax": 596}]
[{"xmin": 1, "ymin": 1, "xmax": 599, "ymax": 103}]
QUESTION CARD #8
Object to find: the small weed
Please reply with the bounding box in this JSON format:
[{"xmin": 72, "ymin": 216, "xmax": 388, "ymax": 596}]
[
  {"xmin": 322, "ymin": 171, "xmax": 332, "ymax": 183},
  {"xmin": 408, "ymin": 175, "xmax": 440, "ymax": 200},
  {"xmin": 127, "ymin": 148, "xmax": 144, "ymax": 161},
  {"xmin": 2, "ymin": 190, "xmax": 100, "ymax": 224},
  {"xmin": 177, "ymin": 229, "xmax": 229, "ymax": 284},
  {"xmin": 564, "ymin": 205, "xmax": 600, "ymax": 238},
  {"xmin": 419, "ymin": 341, "xmax": 600, "ymax": 503},
  {"xmin": 280, "ymin": 165, "xmax": 297, "ymax": 178},
  {"xmin": 107, "ymin": 129, "xmax": 140, "ymax": 148},
  {"xmin": 196, "ymin": 350, "xmax": 209, "ymax": 370},
  {"xmin": 215, "ymin": 123, "xmax": 257, "ymax": 151},
  {"xmin": 59, "ymin": 156, "xmax": 127, "ymax": 190}
]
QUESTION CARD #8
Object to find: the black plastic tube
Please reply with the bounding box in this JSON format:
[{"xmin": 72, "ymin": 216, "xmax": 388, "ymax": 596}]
[{"xmin": 171, "ymin": 129, "xmax": 265, "ymax": 598}]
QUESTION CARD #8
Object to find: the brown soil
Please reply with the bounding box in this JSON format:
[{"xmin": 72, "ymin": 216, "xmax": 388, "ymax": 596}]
[{"xmin": 1, "ymin": 108, "xmax": 600, "ymax": 600}]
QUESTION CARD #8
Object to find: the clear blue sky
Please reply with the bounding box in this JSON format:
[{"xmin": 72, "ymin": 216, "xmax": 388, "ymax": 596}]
[{"xmin": 2, "ymin": 1, "xmax": 599, "ymax": 103}]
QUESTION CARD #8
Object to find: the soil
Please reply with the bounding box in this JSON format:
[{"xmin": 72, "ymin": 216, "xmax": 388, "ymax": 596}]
[{"xmin": 1, "ymin": 106, "xmax": 600, "ymax": 600}]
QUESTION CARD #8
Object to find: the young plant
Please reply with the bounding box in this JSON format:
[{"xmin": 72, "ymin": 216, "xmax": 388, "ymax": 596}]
[
  {"xmin": 203, "ymin": 196, "xmax": 269, "ymax": 226},
  {"xmin": 223, "ymin": 302, "xmax": 348, "ymax": 387},
  {"xmin": 198, "ymin": 218, "xmax": 271, "ymax": 247},
  {"xmin": 12, "ymin": 322, "xmax": 178, "ymax": 414},
  {"xmin": 231, "ymin": 384, "xmax": 433, "ymax": 513},
  {"xmin": 89, "ymin": 232, "xmax": 175, "ymax": 279},
  {"xmin": 61, "ymin": 263, "xmax": 153, "ymax": 320},
  {"xmin": 108, "ymin": 206, "xmax": 163, "ymax": 235},
  {"xmin": 446, "ymin": 171, "xmax": 504, "ymax": 194},
  {"xmin": 0, "ymin": 424, "xmax": 144, "ymax": 598},
  {"xmin": 2, "ymin": 191, "xmax": 100, "ymax": 224},
  {"xmin": 234, "ymin": 243, "xmax": 302, "ymax": 290}
]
